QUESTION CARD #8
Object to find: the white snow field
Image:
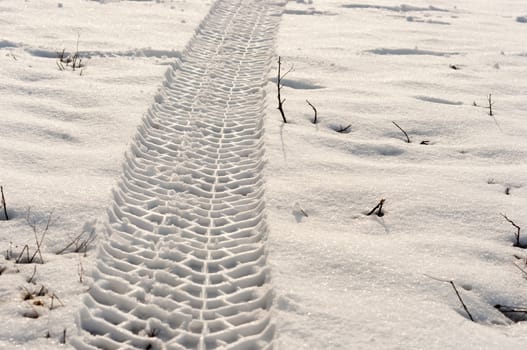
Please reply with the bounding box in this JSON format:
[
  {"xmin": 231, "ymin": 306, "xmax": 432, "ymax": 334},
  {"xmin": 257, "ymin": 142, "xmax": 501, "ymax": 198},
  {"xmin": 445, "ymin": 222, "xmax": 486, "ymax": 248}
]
[
  {"xmin": 266, "ymin": 0, "xmax": 527, "ymax": 349},
  {"xmin": 1, "ymin": 0, "xmax": 527, "ymax": 349}
]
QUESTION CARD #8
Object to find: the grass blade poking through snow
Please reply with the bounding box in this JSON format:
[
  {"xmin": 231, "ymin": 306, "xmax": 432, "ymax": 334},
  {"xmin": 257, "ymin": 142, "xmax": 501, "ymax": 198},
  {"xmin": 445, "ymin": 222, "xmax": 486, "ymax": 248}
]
[{"xmin": 392, "ymin": 121, "xmax": 411, "ymax": 143}]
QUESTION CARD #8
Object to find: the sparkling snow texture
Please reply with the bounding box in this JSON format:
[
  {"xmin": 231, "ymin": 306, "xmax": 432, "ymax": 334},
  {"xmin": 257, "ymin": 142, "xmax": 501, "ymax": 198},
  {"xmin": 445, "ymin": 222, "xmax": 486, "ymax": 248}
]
[{"xmin": 1, "ymin": 0, "xmax": 527, "ymax": 349}]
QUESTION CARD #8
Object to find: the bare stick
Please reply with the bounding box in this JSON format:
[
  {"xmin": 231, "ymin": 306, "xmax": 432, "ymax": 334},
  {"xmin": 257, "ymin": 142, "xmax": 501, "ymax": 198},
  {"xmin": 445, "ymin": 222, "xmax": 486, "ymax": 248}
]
[
  {"xmin": 1, "ymin": 186, "xmax": 8, "ymax": 221},
  {"xmin": 56, "ymin": 230, "xmax": 95, "ymax": 255},
  {"xmin": 482, "ymin": 93, "xmax": 503, "ymax": 132},
  {"xmin": 449, "ymin": 280, "xmax": 474, "ymax": 321},
  {"xmin": 501, "ymin": 213, "xmax": 521, "ymax": 247},
  {"xmin": 61, "ymin": 328, "xmax": 67, "ymax": 344},
  {"xmin": 27, "ymin": 265, "xmax": 37, "ymax": 284},
  {"xmin": 495, "ymin": 305, "xmax": 527, "ymax": 314},
  {"xmin": 50, "ymin": 292, "xmax": 64, "ymax": 310},
  {"xmin": 277, "ymin": 56, "xmax": 293, "ymax": 123},
  {"xmin": 26, "ymin": 208, "xmax": 54, "ymax": 264},
  {"xmin": 495, "ymin": 304, "xmax": 527, "ymax": 322},
  {"xmin": 366, "ymin": 198, "xmax": 385, "ymax": 217},
  {"xmin": 425, "ymin": 275, "xmax": 474, "ymax": 322},
  {"xmin": 392, "ymin": 121, "xmax": 411, "ymax": 143},
  {"xmin": 306, "ymin": 99, "xmax": 318, "ymax": 124},
  {"xmin": 487, "ymin": 93, "xmax": 494, "ymax": 116},
  {"xmin": 16, "ymin": 245, "xmax": 30, "ymax": 264},
  {"xmin": 336, "ymin": 124, "xmax": 352, "ymax": 133},
  {"xmin": 78, "ymin": 256, "xmax": 84, "ymax": 283}
]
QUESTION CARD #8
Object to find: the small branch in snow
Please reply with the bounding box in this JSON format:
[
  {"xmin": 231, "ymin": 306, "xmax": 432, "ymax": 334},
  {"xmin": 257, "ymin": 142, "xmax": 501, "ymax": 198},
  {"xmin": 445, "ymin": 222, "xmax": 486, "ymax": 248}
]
[
  {"xmin": 277, "ymin": 56, "xmax": 293, "ymax": 123},
  {"xmin": 27, "ymin": 265, "xmax": 37, "ymax": 284},
  {"xmin": 306, "ymin": 99, "xmax": 318, "ymax": 124},
  {"xmin": 449, "ymin": 280, "xmax": 474, "ymax": 322},
  {"xmin": 16, "ymin": 245, "xmax": 30, "ymax": 264},
  {"xmin": 56, "ymin": 229, "xmax": 96, "ymax": 256},
  {"xmin": 60, "ymin": 328, "xmax": 67, "ymax": 344},
  {"xmin": 366, "ymin": 198, "xmax": 385, "ymax": 217},
  {"xmin": 425, "ymin": 274, "xmax": 475, "ymax": 322},
  {"xmin": 1, "ymin": 186, "xmax": 8, "ymax": 220},
  {"xmin": 495, "ymin": 304, "xmax": 527, "ymax": 322},
  {"xmin": 487, "ymin": 93, "xmax": 494, "ymax": 116},
  {"xmin": 50, "ymin": 292, "xmax": 64, "ymax": 310},
  {"xmin": 335, "ymin": 124, "xmax": 352, "ymax": 133},
  {"xmin": 293, "ymin": 202, "xmax": 309, "ymax": 221},
  {"xmin": 392, "ymin": 121, "xmax": 411, "ymax": 143},
  {"xmin": 26, "ymin": 208, "xmax": 53, "ymax": 264},
  {"xmin": 474, "ymin": 94, "xmax": 502, "ymax": 132},
  {"xmin": 16, "ymin": 209, "xmax": 54, "ymax": 264},
  {"xmin": 501, "ymin": 213, "xmax": 524, "ymax": 248},
  {"xmin": 78, "ymin": 257, "xmax": 84, "ymax": 283}
]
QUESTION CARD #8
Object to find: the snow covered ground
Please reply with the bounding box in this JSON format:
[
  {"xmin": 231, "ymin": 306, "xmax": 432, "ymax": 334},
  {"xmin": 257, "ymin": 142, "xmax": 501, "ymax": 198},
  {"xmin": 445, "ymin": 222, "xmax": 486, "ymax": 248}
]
[
  {"xmin": 0, "ymin": 0, "xmax": 211, "ymax": 348},
  {"xmin": 1, "ymin": 0, "xmax": 527, "ymax": 348},
  {"xmin": 267, "ymin": 1, "xmax": 527, "ymax": 348}
]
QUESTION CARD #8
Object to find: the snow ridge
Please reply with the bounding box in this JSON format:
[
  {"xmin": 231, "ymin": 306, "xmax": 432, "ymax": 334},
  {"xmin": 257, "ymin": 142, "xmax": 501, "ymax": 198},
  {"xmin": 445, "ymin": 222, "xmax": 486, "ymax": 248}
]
[{"xmin": 72, "ymin": 0, "xmax": 283, "ymax": 348}]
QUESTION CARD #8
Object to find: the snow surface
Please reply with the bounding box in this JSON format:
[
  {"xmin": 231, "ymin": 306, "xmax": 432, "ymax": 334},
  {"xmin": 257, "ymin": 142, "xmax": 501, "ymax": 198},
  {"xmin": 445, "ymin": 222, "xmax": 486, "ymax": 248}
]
[
  {"xmin": 0, "ymin": 0, "xmax": 211, "ymax": 348},
  {"xmin": 267, "ymin": 0, "xmax": 527, "ymax": 348},
  {"xmin": 1, "ymin": 0, "xmax": 527, "ymax": 348}
]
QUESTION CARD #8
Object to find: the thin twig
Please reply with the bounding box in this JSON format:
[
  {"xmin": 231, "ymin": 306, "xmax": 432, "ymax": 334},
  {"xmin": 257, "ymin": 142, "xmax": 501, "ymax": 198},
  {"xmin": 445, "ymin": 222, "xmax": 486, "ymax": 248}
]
[
  {"xmin": 487, "ymin": 93, "xmax": 494, "ymax": 116},
  {"xmin": 50, "ymin": 292, "xmax": 64, "ymax": 310},
  {"xmin": 449, "ymin": 280, "xmax": 474, "ymax": 321},
  {"xmin": 277, "ymin": 56, "xmax": 287, "ymax": 123},
  {"xmin": 27, "ymin": 265, "xmax": 37, "ymax": 284},
  {"xmin": 501, "ymin": 213, "xmax": 522, "ymax": 247},
  {"xmin": 78, "ymin": 256, "xmax": 84, "ymax": 283},
  {"xmin": 366, "ymin": 199, "xmax": 385, "ymax": 217},
  {"xmin": 277, "ymin": 57, "xmax": 293, "ymax": 123},
  {"xmin": 481, "ymin": 93, "xmax": 502, "ymax": 132},
  {"xmin": 61, "ymin": 328, "xmax": 67, "ymax": 344},
  {"xmin": 56, "ymin": 230, "xmax": 95, "ymax": 255},
  {"xmin": 16, "ymin": 245, "xmax": 30, "ymax": 264},
  {"xmin": 336, "ymin": 124, "xmax": 352, "ymax": 133},
  {"xmin": 495, "ymin": 304, "xmax": 527, "ymax": 322},
  {"xmin": 392, "ymin": 121, "xmax": 411, "ymax": 143},
  {"xmin": 424, "ymin": 274, "xmax": 474, "ymax": 322},
  {"xmin": 1, "ymin": 186, "xmax": 8, "ymax": 221},
  {"xmin": 306, "ymin": 99, "xmax": 318, "ymax": 124},
  {"xmin": 25, "ymin": 208, "xmax": 54, "ymax": 264}
]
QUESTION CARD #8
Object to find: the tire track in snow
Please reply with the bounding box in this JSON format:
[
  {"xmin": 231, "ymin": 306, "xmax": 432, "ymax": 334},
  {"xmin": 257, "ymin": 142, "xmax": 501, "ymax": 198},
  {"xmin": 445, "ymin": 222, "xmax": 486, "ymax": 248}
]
[{"xmin": 72, "ymin": 0, "xmax": 283, "ymax": 348}]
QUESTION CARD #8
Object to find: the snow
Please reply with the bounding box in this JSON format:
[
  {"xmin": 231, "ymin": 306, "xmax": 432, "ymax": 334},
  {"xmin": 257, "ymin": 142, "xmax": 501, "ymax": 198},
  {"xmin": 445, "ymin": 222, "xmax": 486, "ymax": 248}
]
[
  {"xmin": 0, "ymin": 0, "xmax": 211, "ymax": 348},
  {"xmin": 267, "ymin": 0, "xmax": 527, "ymax": 348},
  {"xmin": 1, "ymin": 0, "xmax": 527, "ymax": 348}
]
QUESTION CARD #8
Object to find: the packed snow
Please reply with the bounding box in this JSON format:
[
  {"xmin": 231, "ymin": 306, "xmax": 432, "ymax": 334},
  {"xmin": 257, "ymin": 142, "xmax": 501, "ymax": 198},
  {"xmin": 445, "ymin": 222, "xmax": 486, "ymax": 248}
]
[{"xmin": 1, "ymin": 0, "xmax": 527, "ymax": 349}]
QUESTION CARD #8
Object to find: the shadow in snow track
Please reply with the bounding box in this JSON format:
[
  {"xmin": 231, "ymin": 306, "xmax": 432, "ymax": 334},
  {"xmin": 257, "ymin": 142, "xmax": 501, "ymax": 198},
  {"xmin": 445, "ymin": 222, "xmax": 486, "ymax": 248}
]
[{"xmin": 72, "ymin": 0, "xmax": 284, "ymax": 349}]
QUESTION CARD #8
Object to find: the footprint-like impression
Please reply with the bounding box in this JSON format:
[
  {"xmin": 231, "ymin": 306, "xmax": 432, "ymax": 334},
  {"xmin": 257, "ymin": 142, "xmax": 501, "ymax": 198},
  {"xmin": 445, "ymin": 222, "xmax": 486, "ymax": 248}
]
[{"xmin": 72, "ymin": 0, "xmax": 283, "ymax": 349}]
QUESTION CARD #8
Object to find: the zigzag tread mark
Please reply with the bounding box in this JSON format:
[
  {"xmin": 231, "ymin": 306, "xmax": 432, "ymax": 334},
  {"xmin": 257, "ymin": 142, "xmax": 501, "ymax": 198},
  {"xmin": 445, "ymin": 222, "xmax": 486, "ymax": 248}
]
[{"xmin": 72, "ymin": 0, "xmax": 284, "ymax": 349}]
